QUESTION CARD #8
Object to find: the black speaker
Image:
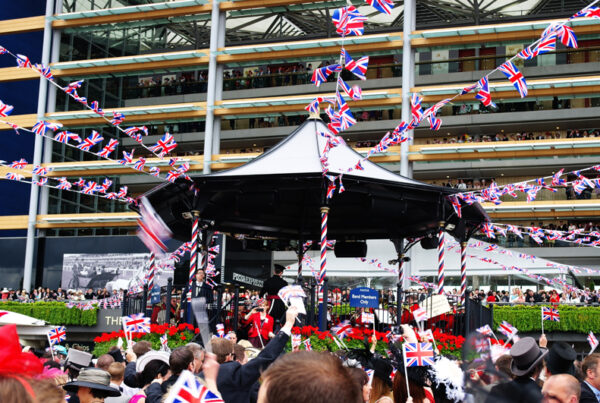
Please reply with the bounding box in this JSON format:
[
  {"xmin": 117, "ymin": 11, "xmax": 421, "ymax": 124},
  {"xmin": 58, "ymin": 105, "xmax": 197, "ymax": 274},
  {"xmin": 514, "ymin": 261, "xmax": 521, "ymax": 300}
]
[
  {"xmin": 334, "ymin": 241, "xmax": 367, "ymax": 258},
  {"xmin": 420, "ymin": 236, "xmax": 440, "ymax": 250}
]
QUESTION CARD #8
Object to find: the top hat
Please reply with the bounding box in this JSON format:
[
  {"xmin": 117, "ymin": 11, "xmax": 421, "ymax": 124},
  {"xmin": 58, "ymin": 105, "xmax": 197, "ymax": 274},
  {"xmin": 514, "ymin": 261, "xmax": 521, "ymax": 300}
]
[
  {"xmin": 510, "ymin": 337, "xmax": 548, "ymax": 377},
  {"xmin": 544, "ymin": 342, "xmax": 576, "ymax": 375}
]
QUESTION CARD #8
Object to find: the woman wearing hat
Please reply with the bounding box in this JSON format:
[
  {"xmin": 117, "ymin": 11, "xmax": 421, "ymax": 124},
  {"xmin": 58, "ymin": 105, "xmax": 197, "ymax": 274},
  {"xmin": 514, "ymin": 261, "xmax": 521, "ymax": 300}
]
[
  {"xmin": 63, "ymin": 368, "xmax": 122, "ymax": 403},
  {"xmin": 127, "ymin": 351, "xmax": 170, "ymax": 403}
]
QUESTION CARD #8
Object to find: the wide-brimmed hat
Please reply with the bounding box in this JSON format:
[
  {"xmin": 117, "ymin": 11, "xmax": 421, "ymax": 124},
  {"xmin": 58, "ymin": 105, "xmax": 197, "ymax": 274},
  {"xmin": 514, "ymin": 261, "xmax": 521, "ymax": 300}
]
[
  {"xmin": 1, "ymin": 288, "xmax": 8, "ymax": 293},
  {"xmin": 510, "ymin": 337, "xmax": 548, "ymax": 377},
  {"xmin": 544, "ymin": 342, "xmax": 576, "ymax": 375},
  {"xmin": 135, "ymin": 350, "xmax": 170, "ymax": 372},
  {"xmin": 63, "ymin": 368, "xmax": 120, "ymax": 396}
]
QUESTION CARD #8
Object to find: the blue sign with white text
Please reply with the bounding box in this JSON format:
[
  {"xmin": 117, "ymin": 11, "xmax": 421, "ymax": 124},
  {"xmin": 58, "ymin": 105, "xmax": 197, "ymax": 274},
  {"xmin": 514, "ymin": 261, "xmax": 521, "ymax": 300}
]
[
  {"xmin": 150, "ymin": 286, "xmax": 161, "ymax": 305},
  {"xmin": 349, "ymin": 287, "xmax": 379, "ymax": 308}
]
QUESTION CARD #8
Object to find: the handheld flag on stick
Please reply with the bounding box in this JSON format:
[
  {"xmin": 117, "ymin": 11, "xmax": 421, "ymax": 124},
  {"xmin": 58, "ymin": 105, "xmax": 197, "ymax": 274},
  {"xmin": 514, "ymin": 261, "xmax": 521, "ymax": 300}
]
[
  {"xmin": 163, "ymin": 370, "xmax": 223, "ymax": 403},
  {"xmin": 589, "ymin": 332, "xmax": 599, "ymax": 355}
]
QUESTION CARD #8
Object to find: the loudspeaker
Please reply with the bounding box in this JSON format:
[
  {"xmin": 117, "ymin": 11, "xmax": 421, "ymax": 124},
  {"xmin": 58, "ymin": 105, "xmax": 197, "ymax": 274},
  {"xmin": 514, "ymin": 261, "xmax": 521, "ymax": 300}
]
[
  {"xmin": 420, "ymin": 236, "xmax": 440, "ymax": 250},
  {"xmin": 334, "ymin": 241, "xmax": 367, "ymax": 258}
]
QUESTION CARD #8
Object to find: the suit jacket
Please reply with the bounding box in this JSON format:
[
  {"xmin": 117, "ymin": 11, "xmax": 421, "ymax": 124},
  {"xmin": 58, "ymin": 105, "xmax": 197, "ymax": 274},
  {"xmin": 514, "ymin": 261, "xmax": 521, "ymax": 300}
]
[
  {"xmin": 193, "ymin": 281, "xmax": 214, "ymax": 305},
  {"xmin": 260, "ymin": 276, "xmax": 288, "ymax": 322},
  {"xmin": 484, "ymin": 377, "xmax": 542, "ymax": 403},
  {"xmin": 581, "ymin": 382, "xmax": 600, "ymax": 403},
  {"xmin": 217, "ymin": 330, "xmax": 290, "ymax": 403}
]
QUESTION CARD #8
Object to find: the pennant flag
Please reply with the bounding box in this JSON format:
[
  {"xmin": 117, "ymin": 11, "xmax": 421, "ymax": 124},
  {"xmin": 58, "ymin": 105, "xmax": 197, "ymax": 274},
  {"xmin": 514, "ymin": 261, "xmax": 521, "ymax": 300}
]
[
  {"xmin": 47, "ymin": 326, "xmax": 67, "ymax": 346},
  {"xmin": 150, "ymin": 167, "xmax": 160, "ymax": 177},
  {"xmin": 110, "ymin": 111, "xmax": 125, "ymax": 126},
  {"xmin": 10, "ymin": 159, "xmax": 27, "ymax": 169},
  {"xmin": 311, "ymin": 64, "xmax": 342, "ymax": 87},
  {"xmin": 163, "ymin": 370, "xmax": 223, "ymax": 403},
  {"xmin": 364, "ymin": 0, "xmax": 394, "ymax": 15},
  {"xmin": 122, "ymin": 313, "xmax": 151, "ymax": 334},
  {"xmin": 337, "ymin": 76, "xmax": 362, "ymax": 100},
  {"xmin": 403, "ymin": 342, "xmax": 435, "ymax": 367},
  {"xmin": 133, "ymin": 158, "xmax": 146, "ymax": 171},
  {"xmin": 475, "ymin": 76, "xmax": 497, "ymax": 107},
  {"xmin": 16, "ymin": 54, "xmax": 32, "ymax": 68},
  {"xmin": 77, "ymin": 131, "xmax": 104, "ymax": 151},
  {"xmin": 574, "ymin": 6, "xmax": 600, "ymax": 19},
  {"xmin": 90, "ymin": 101, "xmax": 105, "ymax": 116},
  {"xmin": 535, "ymin": 32, "xmax": 557, "ymax": 54},
  {"xmin": 336, "ymin": 93, "xmax": 356, "ymax": 131},
  {"xmin": 343, "ymin": 49, "xmax": 369, "ymax": 80},
  {"xmin": 119, "ymin": 150, "xmax": 135, "ymax": 165},
  {"xmin": 498, "ymin": 61, "xmax": 527, "ymax": 98},
  {"xmin": 331, "ymin": 6, "xmax": 367, "ymax": 36},
  {"xmin": 410, "ymin": 93, "xmax": 423, "ymax": 123},
  {"xmin": 542, "ymin": 307, "xmax": 560, "ymax": 322},
  {"xmin": 150, "ymin": 132, "xmax": 178, "ymax": 157},
  {"xmin": 64, "ymin": 80, "xmax": 83, "ymax": 95},
  {"xmin": 517, "ymin": 46, "xmax": 539, "ymax": 60},
  {"xmin": 0, "ymin": 100, "xmax": 14, "ymax": 117},
  {"xmin": 5, "ymin": 172, "xmax": 24, "ymax": 181},
  {"xmin": 461, "ymin": 83, "xmax": 477, "ymax": 95},
  {"xmin": 97, "ymin": 138, "xmax": 119, "ymax": 158},
  {"xmin": 54, "ymin": 131, "xmax": 82, "ymax": 144},
  {"xmin": 57, "ymin": 177, "xmax": 72, "ymax": 190},
  {"xmin": 557, "ymin": 25, "xmax": 578, "ymax": 48},
  {"xmin": 123, "ymin": 126, "xmax": 148, "ymax": 143},
  {"xmin": 32, "ymin": 121, "xmax": 62, "ymax": 136}
]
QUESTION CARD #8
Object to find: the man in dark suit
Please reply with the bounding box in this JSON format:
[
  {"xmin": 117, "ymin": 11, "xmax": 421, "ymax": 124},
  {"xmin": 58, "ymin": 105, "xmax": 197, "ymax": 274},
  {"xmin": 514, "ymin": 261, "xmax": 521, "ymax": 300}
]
[
  {"xmin": 192, "ymin": 268, "xmax": 215, "ymax": 330},
  {"xmin": 485, "ymin": 337, "xmax": 547, "ymax": 403},
  {"xmin": 581, "ymin": 353, "xmax": 600, "ymax": 403},
  {"xmin": 259, "ymin": 264, "xmax": 288, "ymax": 326},
  {"xmin": 212, "ymin": 306, "xmax": 298, "ymax": 403}
]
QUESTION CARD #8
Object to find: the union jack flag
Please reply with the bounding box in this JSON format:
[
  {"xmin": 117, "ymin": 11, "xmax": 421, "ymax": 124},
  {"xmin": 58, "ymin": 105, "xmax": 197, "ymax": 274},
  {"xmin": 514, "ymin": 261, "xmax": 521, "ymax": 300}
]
[
  {"xmin": 105, "ymin": 192, "xmax": 117, "ymax": 200},
  {"xmin": 57, "ymin": 177, "xmax": 72, "ymax": 190},
  {"xmin": 77, "ymin": 131, "xmax": 104, "ymax": 151},
  {"xmin": 64, "ymin": 80, "xmax": 83, "ymax": 95},
  {"xmin": 336, "ymin": 94, "xmax": 356, "ymax": 131},
  {"xmin": 551, "ymin": 169, "xmax": 565, "ymax": 186},
  {"xmin": 122, "ymin": 313, "xmax": 151, "ymax": 334},
  {"xmin": 574, "ymin": 6, "xmax": 600, "ymax": 19},
  {"xmin": 119, "ymin": 150, "xmax": 134, "ymax": 165},
  {"xmin": 166, "ymin": 170, "xmax": 182, "ymax": 183},
  {"xmin": 47, "ymin": 326, "xmax": 67, "ymax": 346},
  {"xmin": 572, "ymin": 179, "xmax": 586, "ymax": 195},
  {"xmin": 5, "ymin": 172, "xmax": 24, "ymax": 181},
  {"xmin": 589, "ymin": 332, "xmax": 599, "ymax": 351},
  {"xmin": 117, "ymin": 186, "xmax": 128, "ymax": 198},
  {"xmin": 0, "ymin": 46, "xmax": 7, "ymax": 54},
  {"xmin": 534, "ymin": 32, "xmax": 556, "ymax": 55},
  {"xmin": 311, "ymin": 64, "xmax": 342, "ymax": 87},
  {"xmin": 35, "ymin": 64, "xmax": 53, "ymax": 80},
  {"xmin": 412, "ymin": 307, "xmax": 428, "ymax": 322},
  {"xmin": 475, "ymin": 76, "xmax": 496, "ymax": 107},
  {"xmin": 303, "ymin": 339, "xmax": 312, "ymax": 351},
  {"xmin": 403, "ymin": 342, "xmax": 435, "ymax": 367},
  {"xmin": 97, "ymin": 138, "xmax": 119, "ymax": 158},
  {"xmin": 32, "ymin": 165, "xmax": 50, "ymax": 176},
  {"xmin": 516, "ymin": 46, "xmax": 539, "ymax": 60},
  {"xmin": 485, "ymin": 244, "xmax": 498, "ymax": 252},
  {"xmin": 15, "ymin": 54, "xmax": 32, "ymax": 68},
  {"xmin": 54, "ymin": 131, "xmax": 82, "ymax": 144},
  {"xmin": 101, "ymin": 178, "xmax": 113, "ymax": 193},
  {"xmin": 337, "ymin": 77, "xmax": 362, "ymax": 100},
  {"xmin": 10, "ymin": 159, "xmax": 27, "ymax": 169},
  {"xmin": 136, "ymin": 196, "xmax": 172, "ymax": 254},
  {"xmin": 365, "ymin": 0, "xmax": 394, "ymax": 15},
  {"xmin": 524, "ymin": 185, "xmax": 541, "ymax": 202},
  {"xmin": 150, "ymin": 167, "xmax": 160, "ymax": 177},
  {"xmin": 410, "ymin": 93, "xmax": 423, "ymax": 124},
  {"xmin": 34, "ymin": 177, "xmax": 48, "ymax": 186},
  {"xmin": 124, "ymin": 126, "xmax": 148, "ymax": 143},
  {"xmin": 498, "ymin": 61, "xmax": 527, "ymax": 98},
  {"xmin": 460, "ymin": 83, "xmax": 477, "ymax": 95},
  {"xmin": 0, "ymin": 100, "xmax": 14, "ymax": 117},
  {"xmin": 482, "ymin": 222, "xmax": 495, "ymax": 238},
  {"xmin": 111, "ymin": 111, "xmax": 125, "ymax": 126},
  {"xmin": 73, "ymin": 94, "xmax": 88, "ymax": 105},
  {"xmin": 557, "ymin": 25, "xmax": 578, "ymax": 48},
  {"xmin": 331, "ymin": 6, "xmax": 367, "ymax": 36},
  {"xmin": 82, "ymin": 181, "xmax": 99, "ymax": 195},
  {"xmin": 150, "ymin": 133, "xmax": 178, "ymax": 157},
  {"xmin": 428, "ymin": 114, "xmax": 442, "ymax": 130},
  {"xmin": 74, "ymin": 178, "xmax": 86, "ymax": 187},
  {"xmin": 90, "ymin": 101, "xmax": 105, "ymax": 116},
  {"xmin": 305, "ymin": 96, "xmax": 335, "ymax": 114},
  {"xmin": 507, "ymin": 225, "xmax": 523, "ymax": 238},
  {"xmin": 332, "ymin": 320, "xmax": 352, "ymax": 339},
  {"xmin": 32, "ymin": 121, "xmax": 62, "ymax": 136},
  {"xmin": 476, "ymin": 324, "xmax": 494, "ymax": 337},
  {"xmin": 542, "ymin": 307, "xmax": 560, "ymax": 322},
  {"xmin": 497, "ymin": 321, "xmax": 518, "ymax": 338},
  {"xmin": 133, "ymin": 158, "xmax": 146, "ymax": 171},
  {"xmin": 163, "ymin": 370, "xmax": 223, "ymax": 403},
  {"xmin": 343, "ymin": 50, "xmax": 369, "ymax": 80}
]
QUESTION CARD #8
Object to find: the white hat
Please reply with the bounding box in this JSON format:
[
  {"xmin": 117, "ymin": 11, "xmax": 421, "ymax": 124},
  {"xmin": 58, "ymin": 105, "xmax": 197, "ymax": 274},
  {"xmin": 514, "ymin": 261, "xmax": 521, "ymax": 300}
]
[
  {"xmin": 136, "ymin": 350, "xmax": 170, "ymax": 372},
  {"xmin": 1, "ymin": 288, "xmax": 9, "ymax": 293}
]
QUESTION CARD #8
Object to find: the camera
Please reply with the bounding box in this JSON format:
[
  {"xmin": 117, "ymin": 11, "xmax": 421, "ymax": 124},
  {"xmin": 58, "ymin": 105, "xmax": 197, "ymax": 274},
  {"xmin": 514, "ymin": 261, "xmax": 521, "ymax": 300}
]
[{"xmin": 256, "ymin": 308, "xmax": 264, "ymax": 312}]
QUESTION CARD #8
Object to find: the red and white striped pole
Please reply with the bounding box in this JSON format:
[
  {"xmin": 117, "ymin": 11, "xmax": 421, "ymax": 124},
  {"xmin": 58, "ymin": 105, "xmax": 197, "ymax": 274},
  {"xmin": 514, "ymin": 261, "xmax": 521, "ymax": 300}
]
[
  {"xmin": 147, "ymin": 252, "xmax": 156, "ymax": 306},
  {"xmin": 318, "ymin": 206, "xmax": 329, "ymax": 330},
  {"xmin": 460, "ymin": 241, "xmax": 467, "ymax": 305},
  {"xmin": 437, "ymin": 223, "xmax": 445, "ymax": 295},
  {"xmin": 188, "ymin": 215, "xmax": 199, "ymax": 302}
]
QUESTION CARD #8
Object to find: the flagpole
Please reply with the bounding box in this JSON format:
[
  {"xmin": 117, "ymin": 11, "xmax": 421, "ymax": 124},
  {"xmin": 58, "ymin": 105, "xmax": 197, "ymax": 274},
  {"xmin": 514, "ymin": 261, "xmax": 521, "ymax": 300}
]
[
  {"xmin": 402, "ymin": 343, "xmax": 412, "ymax": 400},
  {"xmin": 47, "ymin": 334, "xmax": 55, "ymax": 361},
  {"xmin": 541, "ymin": 307, "xmax": 545, "ymax": 335}
]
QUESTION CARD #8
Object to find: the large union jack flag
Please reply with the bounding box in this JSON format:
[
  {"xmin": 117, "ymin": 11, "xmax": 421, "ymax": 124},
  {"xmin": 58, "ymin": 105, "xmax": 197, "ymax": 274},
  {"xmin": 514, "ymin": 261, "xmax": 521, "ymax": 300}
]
[
  {"xmin": 47, "ymin": 326, "xmax": 67, "ymax": 346},
  {"xmin": 403, "ymin": 342, "xmax": 435, "ymax": 367},
  {"xmin": 574, "ymin": 6, "xmax": 600, "ymax": 19},
  {"xmin": 542, "ymin": 307, "xmax": 560, "ymax": 322},
  {"xmin": 498, "ymin": 61, "xmax": 528, "ymax": 98}
]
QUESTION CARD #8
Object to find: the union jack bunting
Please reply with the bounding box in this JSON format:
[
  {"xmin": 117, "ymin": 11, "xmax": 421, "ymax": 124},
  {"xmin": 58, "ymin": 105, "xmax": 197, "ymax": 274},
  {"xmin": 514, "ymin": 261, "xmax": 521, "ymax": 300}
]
[
  {"xmin": 498, "ymin": 61, "xmax": 528, "ymax": 98},
  {"xmin": 311, "ymin": 64, "xmax": 342, "ymax": 87},
  {"xmin": 305, "ymin": 96, "xmax": 335, "ymax": 114},
  {"xmin": 32, "ymin": 165, "xmax": 51, "ymax": 176},
  {"xmin": 0, "ymin": 46, "xmax": 6, "ymax": 54},
  {"xmin": 403, "ymin": 343, "xmax": 435, "ymax": 367},
  {"xmin": 428, "ymin": 114, "xmax": 442, "ymax": 130},
  {"xmin": 10, "ymin": 159, "xmax": 27, "ymax": 169},
  {"xmin": 163, "ymin": 370, "xmax": 223, "ymax": 403},
  {"xmin": 551, "ymin": 169, "xmax": 565, "ymax": 186},
  {"xmin": 32, "ymin": 121, "xmax": 62, "ymax": 136},
  {"xmin": 150, "ymin": 133, "xmax": 178, "ymax": 157},
  {"xmin": 542, "ymin": 307, "xmax": 560, "ymax": 322},
  {"xmin": 524, "ymin": 185, "xmax": 541, "ymax": 202},
  {"xmin": 410, "ymin": 93, "xmax": 423, "ymax": 124},
  {"xmin": 516, "ymin": 46, "xmax": 539, "ymax": 60},
  {"xmin": 34, "ymin": 177, "xmax": 47, "ymax": 186},
  {"xmin": 5, "ymin": 172, "xmax": 24, "ymax": 181},
  {"xmin": 110, "ymin": 111, "xmax": 125, "ymax": 126},
  {"xmin": 343, "ymin": 50, "xmax": 369, "ymax": 80},
  {"xmin": 74, "ymin": 178, "xmax": 86, "ymax": 187},
  {"xmin": 497, "ymin": 321, "xmax": 518, "ymax": 338},
  {"xmin": 475, "ymin": 76, "xmax": 497, "ymax": 107},
  {"xmin": 82, "ymin": 181, "xmax": 100, "ymax": 195},
  {"xmin": 460, "ymin": 83, "xmax": 477, "ymax": 95},
  {"xmin": 476, "ymin": 324, "xmax": 494, "ymax": 337},
  {"xmin": 150, "ymin": 167, "xmax": 160, "ymax": 177},
  {"xmin": 119, "ymin": 150, "xmax": 134, "ymax": 165},
  {"xmin": 337, "ymin": 77, "xmax": 362, "ymax": 100},
  {"xmin": 97, "ymin": 138, "xmax": 119, "ymax": 158},
  {"xmin": 35, "ymin": 64, "xmax": 53, "ymax": 80},
  {"xmin": 574, "ymin": 6, "xmax": 600, "ymax": 19},
  {"xmin": 101, "ymin": 178, "xmax": 113, "ymax": 192},
  {"xmin": 105, "ymin": 192, "xmax": 118, "ymax": 200},
  {"xmin": 124, "ymin": 126, "xmax": 148, "ymax": 143},
  {"xmin": 122, "ymin": 313, "xmax": 151, "ymax": 334},
  {"xmin": 331, "ymin": 6, "xmax": 367, "ymax": 36},
  {"xmin": 166, "ymin": 169, "xmax": 182, "ymax": 183},
  {"xmin": 589, "ymin": 332, "xmax": 599, "ymax": 351},
  {"xmin": 534, "ymin": 32, "xmax": 557, "ymax": 54},
  {"xmin": 77, "ymin": 131, "xmax": 104, "ymax": 151},
  {"xmin": 365, "ymin": 0, "xmax": 394, "ymax": 15},
  {"xmin": 482, "ymin": 222, "xmax": 496, "ymax": 238},
  {"xmin": 90, "ymin": 101, "xmax": 105, "ymax": 116},
  {"xmin": 557, "ymin": 25, "xmax": 578, "ymax": 48},
  {"xmin": 15, "ymin": 54, "xmax": 32, "ymax": 68},
  {"xmin": 448, "ymin": 195, "xmax": 462, "ymax": 218},
  {"xmin": 47, "ymin": 326, "xmax": 67, "ymax": 346},
  {"xmin": 57, "ymin": 177, "xmax": 72, "ymax": 190},
  {"xmin": 0, "ymin": 100, "xmax": 14, "ymax": 117},
  {"xmin": 54, "ymin": 131, "xmax": 82, "ymax": 144},
  {"xmin": 73, "ymin": 94, "xmax": 87, "ymax": 106},
  {"xmin": 336, "ymin": 93, "xmax": 356, "ymax": 131},
  {"xmin": 133, "ymin": 158, "xmax": 146, "ymax": 171},
  {"xmin": 485, "ymin": 244, "xmax": 498, "ymax": 252},
  {"xmin": 64, "ymin": 80, "xmax": 83, "ymax": 95},
  {"xmin": 117, "ymin": 186, "xmax": 128, "ymax": 198}
]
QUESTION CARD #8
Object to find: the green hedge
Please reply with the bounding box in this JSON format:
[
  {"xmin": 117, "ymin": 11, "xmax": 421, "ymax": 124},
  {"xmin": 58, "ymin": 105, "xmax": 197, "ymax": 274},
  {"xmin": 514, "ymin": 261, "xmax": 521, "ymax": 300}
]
[
  {"xmin": 0, "ymin": 301, "xmax": 98, "ymax": 326},
  {"xmin": 493, "ymin": 305, "xmax": 600, "ymax": 334}
]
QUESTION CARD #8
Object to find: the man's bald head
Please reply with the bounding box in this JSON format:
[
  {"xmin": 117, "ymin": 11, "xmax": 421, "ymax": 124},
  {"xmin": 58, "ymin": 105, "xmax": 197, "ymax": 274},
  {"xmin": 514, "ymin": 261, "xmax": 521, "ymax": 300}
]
[{"xmin": 542, "ymin": 374, "xmax": 580, "ymax": 403}]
